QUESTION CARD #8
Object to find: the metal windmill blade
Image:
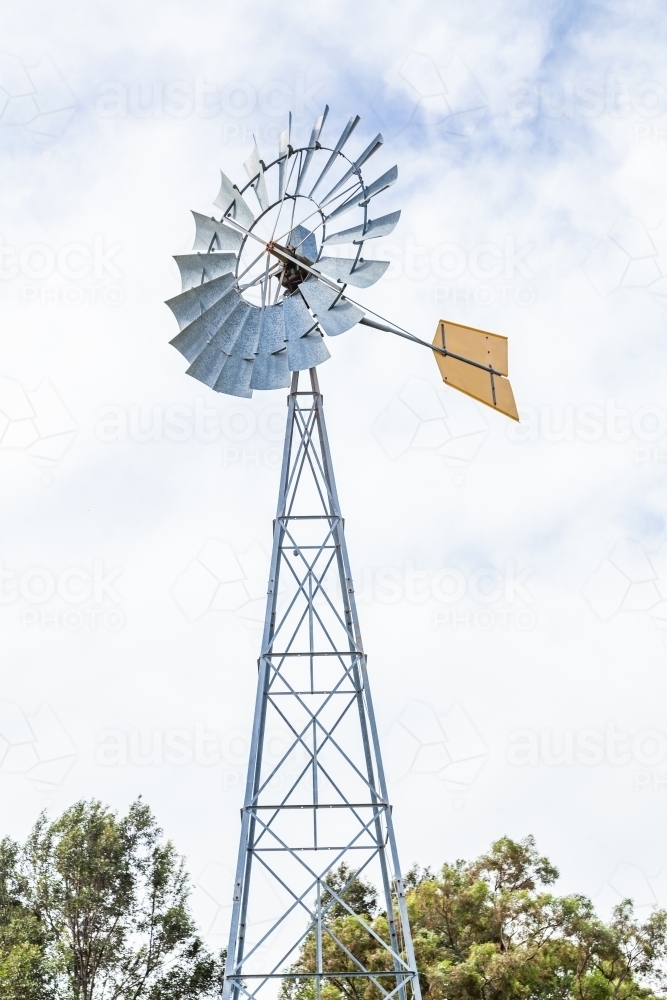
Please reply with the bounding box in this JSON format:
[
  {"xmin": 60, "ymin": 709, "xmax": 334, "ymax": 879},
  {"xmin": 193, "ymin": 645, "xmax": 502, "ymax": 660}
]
[
  {"xmin": 322, "ymin": 209, "xmax": 402, "ymax": 245},
  {"xmin": 163, "ymin": 112, "xmax": 522, "ymax": 1000}
]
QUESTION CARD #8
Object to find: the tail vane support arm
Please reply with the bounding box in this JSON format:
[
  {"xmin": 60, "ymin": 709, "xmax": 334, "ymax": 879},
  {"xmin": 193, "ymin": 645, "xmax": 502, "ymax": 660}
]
[
  {"xmin": 217, "ymin": 214, "xmax": 519, "ymax": 421},
  {"xmin": 359, "ymin": 316, "xmax": 519, "ymax": 422}
]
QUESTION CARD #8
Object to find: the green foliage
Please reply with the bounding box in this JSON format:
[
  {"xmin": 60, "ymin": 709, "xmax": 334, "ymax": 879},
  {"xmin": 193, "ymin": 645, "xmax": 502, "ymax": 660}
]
[
  {"xmin": 0, "ymin": 836, "xmax": 55, "ymax": 999},
  {"xmin": 320, "ymin": 863, "xmax": 378, "ymax": 922},
  {"xmin": 281, "ymin": 838, "xmax": 667, "ymax": 1000},
  {"xmin": 4, "ymin": 804, "xmax": 666, "ymax": 1000},
  {"xmin": 0, "ymin": 798, "xmax": 224, "ymax": 1000}
]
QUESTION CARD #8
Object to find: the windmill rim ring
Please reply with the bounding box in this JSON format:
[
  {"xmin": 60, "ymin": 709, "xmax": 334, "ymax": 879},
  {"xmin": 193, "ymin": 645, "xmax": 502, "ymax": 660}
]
[
  {"xmin": 232, "ymin": 144, "xmax": 373, "ymax": 305},
  {"xmin": 234, "ymin": 197, "xmax": 328, "ymax": 285}
]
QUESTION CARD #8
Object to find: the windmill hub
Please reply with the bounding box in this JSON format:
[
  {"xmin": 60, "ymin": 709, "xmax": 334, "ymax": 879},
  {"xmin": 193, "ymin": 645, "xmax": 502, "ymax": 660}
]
[{"xmin": 275, "ymin": 246, "xmax": 313, "ymax": 293}]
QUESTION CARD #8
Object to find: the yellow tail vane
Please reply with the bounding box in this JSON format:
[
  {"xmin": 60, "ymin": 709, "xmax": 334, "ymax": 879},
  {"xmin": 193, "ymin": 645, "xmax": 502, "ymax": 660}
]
[{"xmin": 432, "ymin": 319, "xmax": 519, "ymax": 421}]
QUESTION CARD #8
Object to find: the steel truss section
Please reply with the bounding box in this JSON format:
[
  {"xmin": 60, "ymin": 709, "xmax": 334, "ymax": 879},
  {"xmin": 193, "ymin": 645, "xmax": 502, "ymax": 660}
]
[{"xmin": 223, "ymin": 368, "xmax": 421, "ymax": 1000}]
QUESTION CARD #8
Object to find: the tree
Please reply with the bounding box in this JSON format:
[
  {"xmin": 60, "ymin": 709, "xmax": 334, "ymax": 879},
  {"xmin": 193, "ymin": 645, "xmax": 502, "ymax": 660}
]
[
  {"xmin": 281, "ymin": 837, "xmax": 667, "ymax": 1000},
  {"xmin": 320, "ymin": 863, "xmax": 378, "ymax": 922},
  {"xmin": 0, "ymin": 837, "xmax": 54, "ymax": 1000},
  {"xmin": 1, "ymin": 798, "xmax": 223, "ymax": 1000}
]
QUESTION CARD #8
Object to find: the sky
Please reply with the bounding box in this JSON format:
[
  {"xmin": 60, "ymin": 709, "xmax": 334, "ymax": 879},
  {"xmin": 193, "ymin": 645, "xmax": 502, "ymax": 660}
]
[{"xmin": 2, "ymin": 0, "xmax": 667, "ymax": 949}]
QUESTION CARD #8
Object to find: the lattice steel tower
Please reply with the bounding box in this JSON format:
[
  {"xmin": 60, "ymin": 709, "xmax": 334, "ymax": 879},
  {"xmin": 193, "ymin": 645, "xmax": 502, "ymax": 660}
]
[
  {"xmin": 222, "ymin": 367, "xmax": 421, "ymax": 1000},
  {"xmin": 164, "ymin": 105, "xmax": 518, "ymax": 1000}
]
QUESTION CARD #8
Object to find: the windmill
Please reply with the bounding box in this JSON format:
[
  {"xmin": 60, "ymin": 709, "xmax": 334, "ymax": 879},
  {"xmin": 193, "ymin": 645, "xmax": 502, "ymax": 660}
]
[{"xmin": 165, "ymin": 107, "xmax": 518, "ymax": 1000}]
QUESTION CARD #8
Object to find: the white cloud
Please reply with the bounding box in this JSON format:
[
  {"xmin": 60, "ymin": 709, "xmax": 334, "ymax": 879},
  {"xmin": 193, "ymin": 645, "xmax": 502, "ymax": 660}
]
[
  {"xmin": 0, "ymin": 702, "xmax": 77, "ymax": 791},
  {"xmin": 584, "ymin": 539, "xmax": 667, "ymax": 630},
  {"xmin": 0, "ymin": 377, "xmax": 77, "ymax": 468},
  {"xmin": 373, "ymin": 376, "xmax": 488, "ymax": 477},
  {"xmin": 171, "ymin": 539, "xmax": 269, "ymax": 624},
  {"xmin": 383, "ymin": 700, "xmax": 488, "ymax": 792},
  {"xmin": 0, "ymin": 53, "xmax": 76, "ymax": 141}
]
